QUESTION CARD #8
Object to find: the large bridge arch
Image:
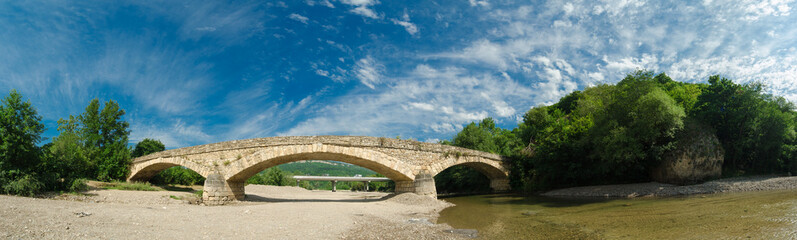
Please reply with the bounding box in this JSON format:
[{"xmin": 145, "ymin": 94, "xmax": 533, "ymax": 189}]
[
  {"xmin": 224, "ymin": 144, "xmax": 416, "ymax": 182},
  {"xmin": 128, "ymin": 158, "xmax": 213, "ymax": 182}
]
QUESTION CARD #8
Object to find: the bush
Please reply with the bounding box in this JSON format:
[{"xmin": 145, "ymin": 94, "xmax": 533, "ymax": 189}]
[
  {"xmin": 247, "ymin": 168, "xmax": 294, "ymax": 186},
  {"xmin": 2, "ymin": 173, "xmax": 44, "ymax": 197},
  {"xmin": 69, "ymin": 178, "xmax": 89, "ymax": 192},
  {"xmin": 150, "ymin": 167, "xmax": 205, "ymax": 186}
]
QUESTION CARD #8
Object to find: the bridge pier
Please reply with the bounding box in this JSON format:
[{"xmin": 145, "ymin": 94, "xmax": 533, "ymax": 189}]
[
  {"xmin": 203, "ymin": 173, "xmax": 244, "ymax": 205},
  {"xmin": 395, "ymin": 172, "xmax": 437, "ymax": 198}
]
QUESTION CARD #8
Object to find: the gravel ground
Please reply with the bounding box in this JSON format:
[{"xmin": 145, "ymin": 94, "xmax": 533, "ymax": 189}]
[
  {"xmin": 0, "ymin": 185, "xmax": 465, "ymax": 239},
  {"xmin": 543, "ymin": 175, "xmax": 797, "ymax": 198}
]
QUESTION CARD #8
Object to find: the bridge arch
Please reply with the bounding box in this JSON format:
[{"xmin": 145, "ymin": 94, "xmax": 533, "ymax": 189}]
[
  {"xmin": 428, "ymin": 156, "xmax": 511, "ymax": 193},
  {"xmin": 128, "ymin": 158, "xmax": 213, "ymax": 182},
  {"xmin": 225, "ymin": 144, "xmax": 416, "ymax": 182}
]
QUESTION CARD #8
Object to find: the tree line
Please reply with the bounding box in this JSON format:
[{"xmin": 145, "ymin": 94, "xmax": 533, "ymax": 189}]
[
  {"xmin": 0, "ymin": 90, "xmax": 189, "ymax": 196},
  {"xmin": 437, "ymin": 71, "xmax": 796, "ymax": 193}
]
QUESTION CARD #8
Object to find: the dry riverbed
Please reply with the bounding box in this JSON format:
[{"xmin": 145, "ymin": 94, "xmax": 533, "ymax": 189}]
[{"xmin": 0, "ymin": 185, "xmax": 466, "ymax": 240}]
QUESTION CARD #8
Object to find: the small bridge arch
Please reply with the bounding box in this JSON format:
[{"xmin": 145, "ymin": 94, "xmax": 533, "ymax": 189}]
[{"xmin": 128, "ymin": 136, "xmax": 511, "ymax": 205}]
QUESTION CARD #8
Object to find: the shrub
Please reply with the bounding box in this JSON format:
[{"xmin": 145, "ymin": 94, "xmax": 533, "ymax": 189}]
[
  {"xmin": 150, "ymin": 167, "xmax": 205, "ymax": 186},
  {"xmin": 2, "ymin": 174, "xmax": 44, "ymax": 197},
  {"xmin": 69, "ymin": 178, "xmax": 89, "ymax": 192}
]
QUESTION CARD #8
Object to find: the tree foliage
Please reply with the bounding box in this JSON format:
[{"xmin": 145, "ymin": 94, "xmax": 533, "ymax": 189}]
[
  {"xmin": 0, "ymin": 90, "xmax": 45, "ymax": 172},
  {"xmin": 441, "ymin": 70, "xmax": 796, "ymax": 192},
  {"xmin": 436, "ymin": 118, "xmax": 523, "ymax": 193},
  {"xmin": 0, "ymin": 90, "xmax": 46, "ymax": 195},
  {"xmin": 693, "ymin": 76, "xmax": 796, "ymax": 174},
  {"xmin": 151, "ymin": 166, "xmax": 206, "ymax": 186},
  {"xmin": 247, "ymin": 167, "xmax": 295, "ymax": 186},
  {"xmin": 132, "ymin": 138, "xmax": 165, "ymax": 158}
]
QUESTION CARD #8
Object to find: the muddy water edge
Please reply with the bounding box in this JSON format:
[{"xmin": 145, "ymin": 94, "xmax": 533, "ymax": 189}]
[{"xmin": 437, "ymin": 190, "xmax": 797, "ymax": 239}]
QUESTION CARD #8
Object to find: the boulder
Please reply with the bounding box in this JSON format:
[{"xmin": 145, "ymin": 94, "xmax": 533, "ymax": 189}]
[{"xmin": 651, "ymin": 120, "xmax": 724, "ymax": 185}]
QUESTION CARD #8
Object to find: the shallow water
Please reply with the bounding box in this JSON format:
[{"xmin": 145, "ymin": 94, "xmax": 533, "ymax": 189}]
[{"xmin": 437, "ymin": 190, "xmax": 797, "ymax": 239}]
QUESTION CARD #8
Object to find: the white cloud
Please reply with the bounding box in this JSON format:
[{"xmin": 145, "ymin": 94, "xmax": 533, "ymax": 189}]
[
  {"xmin": 391, "ymin": 13, "xmax": 418, "ymax": 35},
  {"xmin": 353, "ymin": 56, "xmax": 383, "ymax": 89},
  {"xmin": 289, "ymin": 13, "xmax": 310, "ymax": 24},
  {"xmin": 409, "ymin": 102, "xmax": 435, "ymax": 111},
  {"xmin": 741, "ymin": 0, "xmax": 793, "ymax": 21},
  {"xmin": 130, "ymin": 119, "xmax": 212, "ymax": 148},
  {"xmin": 321, "ymin": 0, "xmax": 336, "ymax": 8},
  {"xmin": 350, "ymin": 6, "xmax": 379, "ymax": 19},
  {"xmin": 315, "ymin": 69, "xmax": 330, "ymax": 77},
  {"xmin": 469, "ymin": 0, "xmax": 490, "ymax": 7},
  {"xmin": 340, "ymin": 0, "xmax": 380, "ymax": 19},
  {"xmin": 281, "ymin": 64, "xmax": 535, "ymax": 137}
]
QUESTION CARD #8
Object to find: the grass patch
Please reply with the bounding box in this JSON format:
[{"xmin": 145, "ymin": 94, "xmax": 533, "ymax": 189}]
[
  {"xmin": 169, "ymin": 195, "xmax": 182, "ymax": 200},
  {"xmin": 100, "ymin": 181, "xmax": 161, "ymax": 191}
]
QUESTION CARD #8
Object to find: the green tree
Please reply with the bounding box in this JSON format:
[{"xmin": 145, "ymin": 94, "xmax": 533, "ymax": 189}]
[
  {"xmin": 0, "ymin": 90, "xmax": 46, "ymax": 195},
  {"xmin": 0, "ymin": 90, "xmax": 45, "ymax": 172},
  {"xmin": 150, "ymin": 167, "xmax": 205, "ymax": 186},
  {"xmin": 247, "ymin": 167, "xmax": 294, "ymax": 186},
  {"xmin": 75, "ymin": 99, "xmax": 132, "ymax": 181},
  {"xmin": 693, "ymin": 77, "xmax": 795, "ymax": 173},
  {"xmin": 132, "ymin": 138, "xmax": 165, "ymax": 158},
  {"xmin": 43, "ymin": 124, "xmax": 92, "ymax": 183},
  {"xmin": 438, "ymin": 117, "xmax": 522, "ymax": 193}
]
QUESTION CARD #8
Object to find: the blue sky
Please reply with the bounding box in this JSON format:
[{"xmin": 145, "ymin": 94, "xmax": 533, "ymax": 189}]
[{"xmin": 1, "ymin": 0, "xmax": 796, "ymax": 148}]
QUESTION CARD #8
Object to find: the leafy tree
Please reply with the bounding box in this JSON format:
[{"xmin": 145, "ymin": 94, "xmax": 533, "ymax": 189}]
[
  {"xmin": 0, "ymin": 90, "xmax": 45, "ymax": 172},
  {"xmin": 247, "ymin": 167, "xmax": 294, "ymax": 186},
  {"xmin": 693, "ymin": 77, "xmax": 796, "ymax": 174},
  {"xmin": 437, "ymin": 118, "xmax": 522, "ymax": 193},
  {"xmin": 132, "ymin": 138, "xmax": 165, "ymax": 158},
  {"xmin": 150, "ymin": 167, "xmax": 205, "ymax": 186},
  {"xmin": 73, "ymin": 99, "xmax": 131, "ymax": 181},
  {"xmin": 43, "ymin": 124, "xmax": 92, "ymax": 184},
  {"xmin": 0, "ymin": 90, "xmax": 46, "ymax": 195}
]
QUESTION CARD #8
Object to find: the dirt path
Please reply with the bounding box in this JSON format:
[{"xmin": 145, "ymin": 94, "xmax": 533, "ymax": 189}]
[{"xmin": 0, "ymin": 185, "xmax": 464, "ymax": 239}]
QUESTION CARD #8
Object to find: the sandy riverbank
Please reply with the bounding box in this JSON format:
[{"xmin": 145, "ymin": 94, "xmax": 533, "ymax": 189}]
[
  {"xmin": 0, "ymin": 185, "xmax": 466, "ymax": 239},
  {"xmin": 543, "ymin": 175, "xmax": 797, "ymax": 198}
]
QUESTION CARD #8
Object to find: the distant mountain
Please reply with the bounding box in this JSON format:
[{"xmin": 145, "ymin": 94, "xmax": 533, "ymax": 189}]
[{"xmin": 277, "ymin": 161, "xmax": 377, "ymax": 177}]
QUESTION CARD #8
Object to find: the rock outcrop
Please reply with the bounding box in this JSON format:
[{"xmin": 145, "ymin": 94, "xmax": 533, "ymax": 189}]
[{"xmin": 651, "ymin": 120, "xmax": 724, "ymax": 185}]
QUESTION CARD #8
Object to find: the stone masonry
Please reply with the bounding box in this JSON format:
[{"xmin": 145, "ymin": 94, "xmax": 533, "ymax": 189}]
[{"xmin": 128, "ymin": 136, "xmax": 511, "ymax": 205}]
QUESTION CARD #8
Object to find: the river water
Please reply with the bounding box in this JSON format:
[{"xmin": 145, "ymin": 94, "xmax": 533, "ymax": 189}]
[{"xmin": 437, "ymin": 190, "xmax": 797, "ymax": 239}]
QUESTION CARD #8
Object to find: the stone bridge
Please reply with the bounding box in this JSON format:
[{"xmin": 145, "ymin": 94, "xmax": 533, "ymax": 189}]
[{"xmin": 128, "ymin": 136, "xmax": 511, "ymax": 205}]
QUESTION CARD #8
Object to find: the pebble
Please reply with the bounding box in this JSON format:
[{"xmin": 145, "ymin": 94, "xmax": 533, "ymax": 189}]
[{"xmin": 74, "ymin": 212, "xmax": 92, "ymax": 218}]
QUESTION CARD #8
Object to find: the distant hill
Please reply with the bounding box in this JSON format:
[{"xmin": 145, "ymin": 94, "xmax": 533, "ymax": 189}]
[
  {"xmin": 270, "ymin": 161, "xmax": 385, "ymax": 191},
  {"xmin": 276, "ymin": 160, "xmax": 377, "ymax": 177}
]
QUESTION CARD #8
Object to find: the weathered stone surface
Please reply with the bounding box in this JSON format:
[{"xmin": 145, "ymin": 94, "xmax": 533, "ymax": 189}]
[
  {"xmin": 651, "ymin": 121, "xmax": 724, "ymax": 185},
  {"xmin": 129, "ymin": 136, "xmax": 511, "ymax": 202}
]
